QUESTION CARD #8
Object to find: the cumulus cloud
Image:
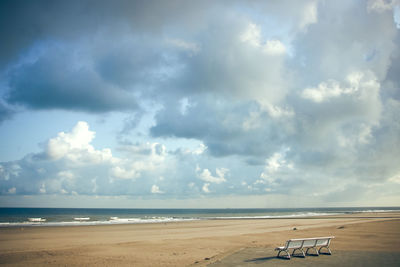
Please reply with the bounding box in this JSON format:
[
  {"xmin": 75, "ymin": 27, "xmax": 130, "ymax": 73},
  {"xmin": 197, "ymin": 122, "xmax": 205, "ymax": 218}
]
[
  {"xmin": 0, "ymin": 121, "xmax": 172, "ymax": 195},
  {"xmin": 196, "ymin": 165, "xmax": 228, "ymax": 184},
  {"xmin": 259, "ymin": 148, "xmax": 294, "ymax": 188},
  {"xmin": 240, "ymin": 23, "xmax": 287, "ymax": 55},
  {"xmin": 151, "ymin": 185, "xmax": 164, "ymax": 194},
  {"xmin": 110, "ymin": 166, "xmax": 140, "ymax": 180},
  {"xmin": 301, "ymin": 71, "xmax": 380, "ymax": 103},
  {"xmin": 367, "ymin": 0, "xmax": 400, "ymax": 13},
  {"xmin": 44, "ymin": 121, "xmax": 113, "ymax": 165},
  {"xmin": 173, "ymin": 143, "xmax": 208, "ymax": 157},
  {"xmin": 202, "ymin": 183, "xmax": 211, "ymax": 193},
  {"xmin": 46, "ymin": 122, "xmax": 93, "ymax": 158}
]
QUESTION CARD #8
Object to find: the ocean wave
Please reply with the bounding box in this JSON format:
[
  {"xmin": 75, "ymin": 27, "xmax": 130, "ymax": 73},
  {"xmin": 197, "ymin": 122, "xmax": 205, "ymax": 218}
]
[
  {"xmin": 0, "ymin": 217, "xmax": 199, "ymax": 227},
  {"xmin": 351, "ymin": 209, "xmax": 397, "ymax": 213},
  {"xmin": 0, "ymin": 208, "xmax": 397, "ymax": 227},
  {"xmin": 207, "ymin": 212, "xmax": 342, "ymax": 220}
]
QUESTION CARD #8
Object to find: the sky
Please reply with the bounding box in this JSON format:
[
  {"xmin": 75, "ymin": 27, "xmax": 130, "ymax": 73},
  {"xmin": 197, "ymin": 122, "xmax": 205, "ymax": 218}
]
[{"xmin": 0, "ymin": 0, "xmax": 400, "ymax": 208}]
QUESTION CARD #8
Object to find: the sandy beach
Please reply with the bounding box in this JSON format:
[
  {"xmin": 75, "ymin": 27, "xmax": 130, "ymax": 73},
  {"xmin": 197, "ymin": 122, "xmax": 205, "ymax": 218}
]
[{"xmin": 1, "ymin": 212, "xmax": 399, "ymax": 266}]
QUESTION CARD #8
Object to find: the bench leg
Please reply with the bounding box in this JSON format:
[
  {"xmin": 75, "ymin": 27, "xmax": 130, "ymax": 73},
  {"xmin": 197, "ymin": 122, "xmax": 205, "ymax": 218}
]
[
  {"xmin": 318, "ymin": 246, "xmax": 332, "ymax": 255},
  {"xmin": 306, "ymin": 247, "xmax": 319, "ymax": 256},
  {"xmin": 292, "ymin": 248, "xmax": 306, "ymax": 258},
  {"xmin": 277, "ymin": 250, "xmax": 291, "ymax": 259}
]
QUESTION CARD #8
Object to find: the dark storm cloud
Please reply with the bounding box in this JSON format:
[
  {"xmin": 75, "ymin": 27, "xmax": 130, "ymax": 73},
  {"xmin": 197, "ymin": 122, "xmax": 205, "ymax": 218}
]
[
  {"xmin": 0, "ymin": 101, "xmax": 13, "ymax": 124},
  {"xmin": 0, "ymin": 0, "xmax": 210, "ymax": 69},
  {"xmin": 384, "ymin": 35, "xmax": 400, "ymax": 101},
  {"xmin": 6, "ymin": 43, "xmax": 139, "ymax": 112},
  {"xmin": 0, "ymin": 0, "xmax": 211, "ymax": 113}
]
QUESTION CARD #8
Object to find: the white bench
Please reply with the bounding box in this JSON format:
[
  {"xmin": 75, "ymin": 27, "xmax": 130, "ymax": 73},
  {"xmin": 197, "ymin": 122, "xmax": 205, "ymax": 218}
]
[{"xmin": 275, "ymin": 236, "xmax": 334, "ymax": 259}]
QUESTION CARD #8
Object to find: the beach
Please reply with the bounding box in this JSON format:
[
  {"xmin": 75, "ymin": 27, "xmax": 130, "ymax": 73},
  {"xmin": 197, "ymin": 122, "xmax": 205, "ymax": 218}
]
[{"xmin": 1, "ymin": 212, "xmax": 399, "ymax": 266}]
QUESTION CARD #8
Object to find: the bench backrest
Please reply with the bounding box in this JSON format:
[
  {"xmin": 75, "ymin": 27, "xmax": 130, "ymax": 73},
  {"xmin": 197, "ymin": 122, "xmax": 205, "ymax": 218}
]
[
  {"xmin": 316, "ymin": 238, "xmax": 330, "ymax": 246},
  {"xmin": 284, "ymin": 237, "xmax": 334, "ymax": 249},
  {"xmin": 302, "ymin": 239, "xmax": 318, "ymax": 248},
  {"xmin": 286, "ymin": 240, "xmax": 303, "ymax": 249}
]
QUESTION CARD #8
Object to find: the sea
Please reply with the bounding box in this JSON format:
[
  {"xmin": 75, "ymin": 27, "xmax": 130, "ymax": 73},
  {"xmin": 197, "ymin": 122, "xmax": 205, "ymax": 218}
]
[{"xmin": 0, "ymin": 207, "xmax": 398, "ymax": 227}]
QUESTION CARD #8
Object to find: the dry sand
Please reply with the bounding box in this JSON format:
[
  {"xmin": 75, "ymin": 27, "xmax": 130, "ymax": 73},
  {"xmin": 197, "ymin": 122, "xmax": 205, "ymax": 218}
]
[{"xmin": 0, "ymin": 212, "xmax": 399, "ymax": 266}]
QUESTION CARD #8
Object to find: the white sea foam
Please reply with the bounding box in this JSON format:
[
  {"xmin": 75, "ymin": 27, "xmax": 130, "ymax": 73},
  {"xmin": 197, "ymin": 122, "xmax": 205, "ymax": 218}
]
[
  {"xmin": 208, "ymin": 212, "xmax": 341, "ymax": 220},
  {"xmin": 0, "ymin": 217, "xmax": 199, "ymax": 227},
  {"xmin": 28, "ymin": 218, "xmax": 46, "ymax": 222},
  {"xmin": 74, "ymin": 217, "xmax": 90, "ymax": 221},
  {"xmin": 352, "ymin": 209, "xmax": 396, "ymax": 213}
]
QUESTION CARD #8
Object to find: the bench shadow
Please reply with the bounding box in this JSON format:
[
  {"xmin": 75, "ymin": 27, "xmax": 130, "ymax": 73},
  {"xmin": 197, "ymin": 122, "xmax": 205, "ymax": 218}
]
[
  {"xmin": 245, "ymin": 253, "xmax": 331, "ymax": 263},
  {"xmin": 244, "ymin": 256, "xmax": 289, "ymax": 262}
]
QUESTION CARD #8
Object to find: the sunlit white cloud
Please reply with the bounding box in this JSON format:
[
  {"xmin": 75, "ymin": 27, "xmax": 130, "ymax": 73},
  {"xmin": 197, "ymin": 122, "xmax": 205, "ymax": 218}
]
[
  {"xmin": 302, "ymin": 71, "xmax": 380, "ymax": 103},
  {"xmin": 240, "ymin": 23, "xmax": 287, "ymax": 55},
  {"xmin": 299, "ymin": 0, "xmax": 318, "ymax": 30},
  {"xmin": 202, "ymin": 183, "xmax": 211, "ymax": 193},
  {"xmin": 7, "ymin": 187, "xmax": 16, "ymax": 194},
  {"xmin": 0, "ymin": 121, "xmax": 173, "ymax": 195},
  {"xmin": 367, "ymin": 0, "xmax": 400, "ymax": 13},
  {"xmin": 151, "ymin": 184, "xmax": 164, "ymax": 194},
  {"xmin": 45, "ymin": 121, "xmax": 113, "ymax": 164},
  {"xmin": 196, "ymin": 165, "xmax": 228, "ymax": 184}
]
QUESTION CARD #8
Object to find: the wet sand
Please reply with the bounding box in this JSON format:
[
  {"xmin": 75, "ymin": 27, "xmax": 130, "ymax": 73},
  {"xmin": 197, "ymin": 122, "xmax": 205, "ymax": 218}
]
[{"xmin": 0, "ymin": 212, "xmax": 399, "ymax": 266}]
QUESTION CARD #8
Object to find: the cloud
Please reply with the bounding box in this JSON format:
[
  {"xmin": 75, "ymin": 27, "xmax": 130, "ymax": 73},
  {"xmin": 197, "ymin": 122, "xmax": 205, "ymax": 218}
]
[
  {"xmin": 46, "ymin": 121, "xmax": 94, "ymax": 159},
  {"xmin": 264, "ymin": 150, "xmax": 291, "ymax": 174},
  {"xmin": 1, "ymin": 121, "xmax": 234, "ymax": 198},
  {"xmin": 259, "ymin": 148, "xmax": 294, "ymax": 189},
  {"xmin": 173, "ymin": 143, "xmax": 207, "ymax": 157},
  {"xmin": 292, "ymin": 0, "xmax": 398, "ymax": 83},
  {"xmin": 389, "ymin": 173, "xmax": 400, "ymax": 184},
  {"xmin": 240, "ymin": 23, "xmax": 287, "ymax": 55},
  {"xmin": 7, "ymin": 187, "xmax": 16, "ymax": 194},
  {"xmin": 151, "ymin": 185, "xmax": 164, "ymax": 194},
  {"xmin": 0, "ymin": 121, "xmax": 171, "ymax": 195},
  {"xmin": 151, "ymin": 98, "xmax": 287, "ymax": 157},
  {"xmin": 0, "ymin": 1, "xmax": 214, "ymax": 113},
  {"xmin": 196, "ymin": 165, "xmax": 228, "ymax": 184},
  {"xmin": 110, "ymin": 166, "xmax": 140, "ymax": 180},
  {"xmin": 301, "ymin": 71, "xmax": 380, "ymax": 103},
  {"xmin": 0, "ymin": 100, "xmax": 14, "ymax": 124},
  {"xmin": 299, "ymin": 0, "xmax": 318, "ymax": 30},
  {"xmin": 43, "ymin": 121, "xmax": 113, "ymax": 166},
  {"xmin": 0, "ymin": 1, "xmax": 400, "ymax": 206},
  {"xmin": 166, "ymin": 38, "xmax": 200, "ymax": 55},
  {"xmin": 169, "ymin": 18, "xmax": 290, "ymax": 111},
  {"xmin": 367, "ymin": 0, "xmax": 400, "ymax": 13},
  {"xmin": 5, "ymin": 41, "xmax": 140, "ymax": 113},
  {"xmin": 0, "ymin": 0, "xmax": 211, "ymax": 70},
  {"xmin": 118, "ymin": 142, "xmax": 166, "ymax": 158},
  {"xmin": 202, "ymin": 183, "xmax": 210, "ymax": 193}
]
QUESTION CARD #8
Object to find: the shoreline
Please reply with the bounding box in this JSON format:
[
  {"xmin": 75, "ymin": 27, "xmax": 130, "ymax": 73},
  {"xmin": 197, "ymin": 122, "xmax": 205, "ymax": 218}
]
[
  {"xmin": 1, "ymin": 212, "xmax": 399, "ymax": 266},
  {"xmin": 1, "ymin": 209, "xmax": 399, "ymax": 228}
]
